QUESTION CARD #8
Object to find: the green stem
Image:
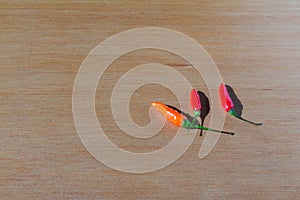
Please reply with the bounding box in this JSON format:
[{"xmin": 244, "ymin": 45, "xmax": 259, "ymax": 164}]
[
  {"xmin": 195, "ymin": 126, "xmax": 235, "ymax": 135},
  {"xmin": 229, "ymin": 109, "xmax": 262, "ymax": 126},
  {"xmin": 190, "ymin": 111, "xmax": 200, "ymax": 126},
  {"xmin": 235, "ymin": 116, "xmax": 262, "ymax": 125},
  {"xmin": 182, "ymin": 118, "xmax": 234, "ymax": 135}
]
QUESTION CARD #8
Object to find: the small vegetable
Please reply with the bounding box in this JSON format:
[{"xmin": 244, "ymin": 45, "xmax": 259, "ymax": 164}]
[
  {"xmin": 190, "ymin": 88, "xmax": 201, "ymax": 124},
  {"xmin": 219, "ymin": 83, "xmax": 262, "ymax": 126},
  {"xmin": 152, "ymin": 102, "xmax": 234, "ymax": 135},
  {"xmin": 190, "ymin": 88, "xmax": 203, "ymax": 136}
]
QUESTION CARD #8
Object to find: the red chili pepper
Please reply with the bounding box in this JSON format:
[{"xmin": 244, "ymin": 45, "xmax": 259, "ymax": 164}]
[
  {"xmin": 190, "ymin": 88, "xmax": 203, "ymax": 135},
  {"xmin": 219, "ymin": 83, "xmax": 234, "ymax": 112},
  {"xmin": 190, "ymin": 88, "xmax": 201, "ymax": 118},
  {"xmin": 219, "ymin": 83, "xmax": 262, "ymax": 125},
  {"xmin": 152, "ymin": 102, "xmax": 234, "ymax": 135}
]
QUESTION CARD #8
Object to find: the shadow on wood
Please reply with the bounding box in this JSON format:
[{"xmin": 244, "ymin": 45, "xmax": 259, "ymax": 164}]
[
  {"xmin": 225, "ymin": 84, "xmax": 243, "ymax": 118},
  {"xmin": 197, "ymin": 91, "xmax": 210, "ymax": 136},
  {"xmin": 166, "ymin": 104, "xmax": 200, "ymax": 126}
]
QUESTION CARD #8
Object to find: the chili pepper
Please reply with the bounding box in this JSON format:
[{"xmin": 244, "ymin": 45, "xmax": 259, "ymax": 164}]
[
  {"xmin": 151, "ymin": 102, "xmax": 234, "ymax": 135},
  {"xmin": 190, "ymin": 88, "xmax": 202, "ymax": 135},
  {"xmin": 219, "ymin": 83, "xmax": 262, "ymax": 125},
  {"xmin": 190, "ymin": 88, "xmax": 201, "ymax": 120}
]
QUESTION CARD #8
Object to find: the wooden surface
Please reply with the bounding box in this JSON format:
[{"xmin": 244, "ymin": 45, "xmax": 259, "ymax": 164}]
[{"xmin": 1, "ymin": 0, "xmax": 300, "ymax": 199}]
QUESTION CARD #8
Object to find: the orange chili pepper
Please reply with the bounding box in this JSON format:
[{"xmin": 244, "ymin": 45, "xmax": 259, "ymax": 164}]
[
  {"xmin": 152, "ymin": 102, "xmax": 234, "ymax": 135},
  {"xmin": 151, "ymin": 102, "xmax": 184, "ymax": 127}
]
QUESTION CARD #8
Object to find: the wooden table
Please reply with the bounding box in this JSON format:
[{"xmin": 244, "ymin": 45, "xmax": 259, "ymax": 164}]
[{"xmin": 1, "ymin": 1, "xmax": 299, "ymax": 199}]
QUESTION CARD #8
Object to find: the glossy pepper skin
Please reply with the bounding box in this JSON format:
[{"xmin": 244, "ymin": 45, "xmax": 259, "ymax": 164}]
[
  {"xmin": 151, "ymin": 102, "xmax": 196, "ymax": 129},
  {"xmin": 219, "ymin": 83, "xmax": 234, "ymax": 113},
  {"xmin": 219, "ymin": 83, "xmax": 262, "ymax": 126},
  {"xmin": 190, "ymin": 88, "xmax": 201, "ymax": 117}
]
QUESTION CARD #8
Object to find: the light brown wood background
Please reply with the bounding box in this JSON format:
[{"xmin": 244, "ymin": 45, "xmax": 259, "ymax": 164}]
[{"xmin": 1, "ymin": 0, "xmax": 300, "ymax": 199}]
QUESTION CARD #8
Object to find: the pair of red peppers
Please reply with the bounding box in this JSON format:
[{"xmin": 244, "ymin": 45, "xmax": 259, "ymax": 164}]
[{"xmin": 152, "ymin": 83, "xmax": 262, "ymax": 136}]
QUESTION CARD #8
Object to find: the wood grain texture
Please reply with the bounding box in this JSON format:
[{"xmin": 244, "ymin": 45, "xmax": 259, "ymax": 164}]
[{"xmin": 1, "ymin": 0, "xmax": 300, "ymax": 199}]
